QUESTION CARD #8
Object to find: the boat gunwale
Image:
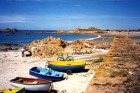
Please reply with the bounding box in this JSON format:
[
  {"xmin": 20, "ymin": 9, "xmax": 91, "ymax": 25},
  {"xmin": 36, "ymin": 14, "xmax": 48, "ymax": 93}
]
[
  {"xmin": 48, "ymin": 61, "xmax": 86, "ymax": 66},
  {"xmin": 48, "ymin": 63, "xmax": 85, "ymax": 67},
  {"xmin": 48, "ymin": 60, "xmax": 85, "ymax": 63},
  {"xmin": 10, "ymin": 77, "xmax": 52, "ymax": 85},
  {"xmin": 10, "ymin": 82, "xmax": 52, "ymax": 86},
  {"xmin": 30, "ymin": 67, "xmax": 64, "ymax": 78},
  {"xmin": 30, "ymin": 70, "xmax": 64, "ymax": 78}
]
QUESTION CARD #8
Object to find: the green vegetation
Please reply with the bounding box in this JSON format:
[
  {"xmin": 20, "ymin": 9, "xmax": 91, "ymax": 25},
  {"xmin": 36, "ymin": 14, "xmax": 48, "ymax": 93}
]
[{"xmin": 94, "ymin": 57, "xmax": 103, "ymax": 63}]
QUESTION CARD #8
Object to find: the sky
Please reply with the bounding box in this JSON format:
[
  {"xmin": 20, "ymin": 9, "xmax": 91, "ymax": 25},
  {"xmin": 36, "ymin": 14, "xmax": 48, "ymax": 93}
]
[{"xmin": 0, "ymin": 0, "xmax": 140, "ymax": 30}]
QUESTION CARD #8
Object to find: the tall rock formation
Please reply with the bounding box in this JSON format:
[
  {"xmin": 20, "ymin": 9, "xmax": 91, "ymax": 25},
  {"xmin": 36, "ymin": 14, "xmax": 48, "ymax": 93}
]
[
  {"xmin": 24, "ymin": 36, "xmax": 68, "ymax": 58},
  {"xmin": 85, "ymin": 36, "xmax": 140, "ymax": 93}
]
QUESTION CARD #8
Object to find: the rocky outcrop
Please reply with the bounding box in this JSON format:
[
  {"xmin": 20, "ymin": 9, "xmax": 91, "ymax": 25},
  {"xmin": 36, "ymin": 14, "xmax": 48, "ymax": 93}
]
[
  {"xmin": 74, "ymin": 27, "xmax": 101, "ymax": 32},
  {"xmin": 85, "ymin": 36, "xmax": 140, "ymax": 93},
  {"xmin": 74, "ymin": 27, "xmax": 104, "ymax": 33},
  {"xmin": 1, "ymin": 28, "xmax": 17, "ymax": 32},
  {"xmin": 69, "ymin": 39, "xmax": 96, "ymax": 54},
  {"xmin": 24, "ymin": 36, "xmax": 97, "ymax": 58},
  {"xmin": 55, "ymin": 27, "xmax": 105, "ymax": 34},
  {"xmin": 24, "ymin": 36, "xmax": 68, "ymax": 58}
]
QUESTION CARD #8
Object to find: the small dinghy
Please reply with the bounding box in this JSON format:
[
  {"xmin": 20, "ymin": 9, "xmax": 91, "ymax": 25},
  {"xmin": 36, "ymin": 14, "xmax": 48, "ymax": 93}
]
[
  {"xmin": 10, "ymin": 77, "xmax": 52, "ymax": 91},
  {"xmin": 0, "ymin": 88, "xmax": 25, "ymax": 93},
  {"xmin": 29, "ymin": 67, "xmax": 64, "ymax": 81}
]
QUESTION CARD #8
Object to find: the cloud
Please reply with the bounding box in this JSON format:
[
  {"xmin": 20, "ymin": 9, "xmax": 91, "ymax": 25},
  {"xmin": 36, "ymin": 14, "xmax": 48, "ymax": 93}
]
[
  {"xmin": 42, "ymin": 15, "xmax": 140, "ymax": 20},
  {"xmin": 1, "ymin": 15, "xmax": 139, "ymax": 23},
  {"xmin": 94, "ymin": 15, "xmax": 140, "ymax": 19},
  {"xmin": 0, "ymin": 15, "xmax": 31, "ymax": 23},
  {"xmin": 26, "ymin": 15, "xmax": 140, "ymax": 22}
]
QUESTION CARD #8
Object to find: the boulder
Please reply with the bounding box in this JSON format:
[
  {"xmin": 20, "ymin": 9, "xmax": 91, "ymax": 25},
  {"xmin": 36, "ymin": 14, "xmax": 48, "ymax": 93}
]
[
  {"xmin": 69, "ymin": 39, "xmax": 95, "ymax": 54},
  {"xmin": 24, "ymin": 36, "xmax": 68, "ymax": 58}
]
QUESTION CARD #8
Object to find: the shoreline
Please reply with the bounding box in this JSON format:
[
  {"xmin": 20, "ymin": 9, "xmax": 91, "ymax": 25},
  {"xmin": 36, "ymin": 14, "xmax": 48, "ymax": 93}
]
[
  {"xmin": 1, "ymin": 31, "xmax": 140, "ymax": 46},
  {"xmin": 0, "ymin": 32, "xmax": 98, "ymax": 45},
  {"xmin": 87, "ymin": 35, "xmax": 101, "ymax": 40},
  {"xmin": 0, "ymin": 34, "xmax": 100, "ymax": 45},
  {"xmin": 67, "ymin": 35, "xmax": 101, "ymax": 43}
]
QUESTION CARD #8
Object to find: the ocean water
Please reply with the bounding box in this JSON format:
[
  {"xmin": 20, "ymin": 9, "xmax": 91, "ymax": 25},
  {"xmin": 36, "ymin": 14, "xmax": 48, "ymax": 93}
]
[{"xmin": 0, "ymin": 30, "xmax": 99, "ymax": 45}]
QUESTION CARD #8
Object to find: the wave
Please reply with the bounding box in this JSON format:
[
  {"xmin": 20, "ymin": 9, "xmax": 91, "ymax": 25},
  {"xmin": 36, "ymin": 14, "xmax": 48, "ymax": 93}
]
[{"xmin": 67, "ymin": 35, "xmax": 101, "ymax": 43}]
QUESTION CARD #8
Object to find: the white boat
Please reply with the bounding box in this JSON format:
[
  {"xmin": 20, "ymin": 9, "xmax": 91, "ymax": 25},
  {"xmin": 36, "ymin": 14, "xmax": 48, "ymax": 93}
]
[{"xmin": 10, "ymin": 77, "xmax": 52, "ymax": 91}]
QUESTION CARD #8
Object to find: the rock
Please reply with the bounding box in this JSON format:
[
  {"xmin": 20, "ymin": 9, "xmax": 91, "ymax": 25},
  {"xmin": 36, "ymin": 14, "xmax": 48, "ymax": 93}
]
[
  {"xmin": 55, "ymin": 27, "xmax": 104, "ymax": 34},
  {"xmin": 85, "ymin": 36, "xmax": 140, "ymax": 93},
  {"xmin": 69, "ymin": 39, "xmax": 95, "ymax": 54},
  {"xmin": 24, "ymin": 36, "xmax": 98, "ymax": 58},
  {"xmin": 1, "ymin": 28, "xmax": 17, "ymax": 33},
  {"xmin": 24, "ymin": 36, "xmax": 68, "ymax": 58}
]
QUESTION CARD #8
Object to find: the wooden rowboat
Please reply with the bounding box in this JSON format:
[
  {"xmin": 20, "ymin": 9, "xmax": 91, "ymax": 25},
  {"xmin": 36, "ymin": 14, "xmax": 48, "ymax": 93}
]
[
  {"xmin": 29, "ymin": 67, "xmax": 64, "ymax": 81},
  {"xmin": 10, "ymin": 77, "xmax": 52, "ymax": 91},
  {"xmin": 47, "ymin": 60, "xmax": 86, "ymax": 72},
  {"xmin": 0, "ymin": 88, "xmax": 25, "ymax": 93}
]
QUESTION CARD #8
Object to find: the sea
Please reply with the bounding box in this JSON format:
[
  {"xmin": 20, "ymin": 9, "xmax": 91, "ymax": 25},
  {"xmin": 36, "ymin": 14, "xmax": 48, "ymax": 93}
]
[{"xmin": 0, "ymin": 30, "xmax": 100, "ymax": 45}]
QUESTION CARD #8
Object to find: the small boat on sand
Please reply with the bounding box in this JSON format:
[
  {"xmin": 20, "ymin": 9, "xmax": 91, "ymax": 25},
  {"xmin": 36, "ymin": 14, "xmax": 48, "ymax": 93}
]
[
  {"xmin": 0, "ymin": 88, "xmax": 25, "ymax": 93},
  {"xmin": 10, "ymin": 77, "xmax": 52, "ymax": 91},
  {"xmin": 47, "ymin": 60, "xmax": 86, "ymax": 72},
  {"xmin": 29, "ymin": 67, "xmax": 64, "ymax": 81}
]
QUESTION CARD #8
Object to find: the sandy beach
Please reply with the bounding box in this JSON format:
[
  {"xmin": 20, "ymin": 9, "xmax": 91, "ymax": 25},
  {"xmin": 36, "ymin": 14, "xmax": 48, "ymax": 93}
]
[{"xmin": 0, "ymin": 44, "xmax": 108, "ymax": 93}]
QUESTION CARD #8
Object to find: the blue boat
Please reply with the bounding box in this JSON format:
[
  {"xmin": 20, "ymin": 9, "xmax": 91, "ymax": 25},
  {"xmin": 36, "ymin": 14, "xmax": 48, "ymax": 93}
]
[{"xmin": 29, "ymin": 67, "xmax": 64, "ymax": 81}]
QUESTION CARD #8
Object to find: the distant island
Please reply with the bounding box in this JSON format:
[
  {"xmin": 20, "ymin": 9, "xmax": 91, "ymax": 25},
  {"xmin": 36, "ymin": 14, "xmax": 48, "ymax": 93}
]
[
  {"xmin": 0, "ymin": 28, "xmax": 17, "ymax": 33},
  {"xmin": 56, "ymin": 27, "xmax": 140, "ymax": 34},
  {"xmin": 56, "ymin": 27, "xmax": 103, "ymax": 34}
]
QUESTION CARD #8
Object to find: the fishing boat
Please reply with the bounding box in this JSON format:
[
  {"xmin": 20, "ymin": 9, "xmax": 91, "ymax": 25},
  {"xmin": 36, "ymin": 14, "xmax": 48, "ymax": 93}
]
[
  {"xmin": 47, "ymin": 60, "xmax": 86, "ymax": 72},
  {"xmin": 0, "ymin": 88, "xmax": 25, "ymax": 93},
  {"xmin": 29, "ymin": 67, "xmax": 64, "ymax": 81},
  {"xmin": 10, "ymin": 77, "xmax": 52, "ymax": 91}
]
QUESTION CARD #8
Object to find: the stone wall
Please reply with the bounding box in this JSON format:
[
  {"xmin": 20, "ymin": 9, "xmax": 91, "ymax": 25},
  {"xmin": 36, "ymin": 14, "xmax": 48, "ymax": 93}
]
[{"xmin": 85, "ymin": 36, "xmax": 140, "ymax": 93}]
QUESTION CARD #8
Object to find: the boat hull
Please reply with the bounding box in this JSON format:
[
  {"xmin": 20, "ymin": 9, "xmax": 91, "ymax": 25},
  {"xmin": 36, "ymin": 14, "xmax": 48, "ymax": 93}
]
[
  {"xmin": 10, "ymin": 82, "xmax": 51, "ymax": 91},
  {"xmin": 29, "ymin": 67, "xmax": 64, "ymax": 81},
  {"xmin": 0, "ymin": 88, "xmax": 25, "ymax": 93},
  {"xmin": 47, "ymin": 60, "xmax": 86, "ymax": 72},
  {"xmin": 48, "ymin": 64, "xmax": 85, "ymax": 72}
]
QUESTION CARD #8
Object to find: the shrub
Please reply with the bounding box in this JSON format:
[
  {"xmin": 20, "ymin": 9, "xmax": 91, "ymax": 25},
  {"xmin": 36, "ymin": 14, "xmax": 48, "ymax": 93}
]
[{"xmin": 94, "ymin": 57, "xmax": 103, "ymax": 63}]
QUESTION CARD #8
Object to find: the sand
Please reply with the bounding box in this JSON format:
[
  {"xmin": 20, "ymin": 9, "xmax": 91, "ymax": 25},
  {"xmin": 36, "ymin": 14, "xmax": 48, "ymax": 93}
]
[
  {"xmin": 93, "ymin": 31, "xmax": 140, "ymax": 44},
  {"xmin": 0, "ymin": 47, "xmax": 108, "ymax": 93}
]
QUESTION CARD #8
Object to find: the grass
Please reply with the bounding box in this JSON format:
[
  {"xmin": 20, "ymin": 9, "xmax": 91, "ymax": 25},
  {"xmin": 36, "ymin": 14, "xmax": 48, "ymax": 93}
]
[{"xmin": 94, "ymin": 57, "xmax": 103, "ymax": 63}]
